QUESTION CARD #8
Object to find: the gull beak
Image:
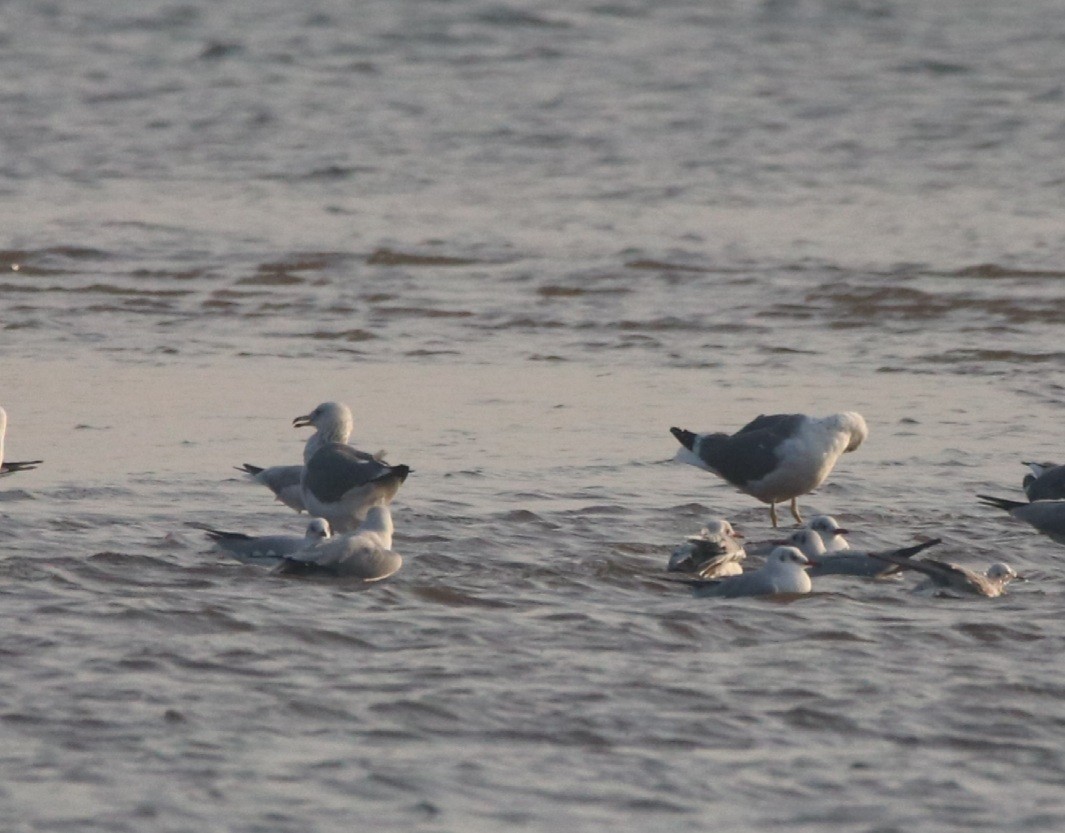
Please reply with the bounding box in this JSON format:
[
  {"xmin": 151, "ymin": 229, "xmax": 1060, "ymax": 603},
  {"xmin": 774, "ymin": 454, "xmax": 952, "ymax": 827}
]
[
  {"xmin": 732, "ymin": 530, "xmax": 745, "ymax": 540},
  {"xmin": 1014, "ymin": 573, "xmax": 1028, "ymax": 582},
  {"xmin": 293, "ymin": 413, "xmax": 313, "ymax": 428},
  {"xmin": 833, "ymin": 529, "xmax": 849, "ymax": 536}
]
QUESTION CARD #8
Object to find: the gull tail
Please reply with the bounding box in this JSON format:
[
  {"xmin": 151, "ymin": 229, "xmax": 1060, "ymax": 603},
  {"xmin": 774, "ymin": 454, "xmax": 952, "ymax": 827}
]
[
  {"xmin": 977, "ymin": 494, "xmax": 1027, "ymax": 512},
  {"xmin": 885, "ymin": 538, "xmax": 943, "ymax": 561},
  {"xmin": 237, "ymin": 463, "xmax": 264, "ymax": 476},
  {"xmin": 670, "ymin": 427, "xmax": 697, "ymax": 451}
]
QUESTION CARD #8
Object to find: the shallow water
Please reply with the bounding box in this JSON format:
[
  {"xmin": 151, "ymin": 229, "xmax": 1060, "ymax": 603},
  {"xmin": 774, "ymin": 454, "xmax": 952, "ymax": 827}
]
[{"xmin": 2, "ymin": 1, "xmax": 1065, "ymax": 831}]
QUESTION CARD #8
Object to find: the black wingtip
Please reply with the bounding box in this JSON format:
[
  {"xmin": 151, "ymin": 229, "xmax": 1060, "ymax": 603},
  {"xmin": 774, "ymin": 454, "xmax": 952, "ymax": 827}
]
[
  {"xmin": 670, "ymin": 427, "xmax": 696, "ymax": 451},
  {"xmin": 392, "ymin": 464, "xmax": 412, "ymax": 482},
  {"xmin": 893, "ymin": 538, "xmax": 943, "ymax": 560},
  {"xmin": 977, "ymin": 494, "xmax": 1025, "ymax": 511},
  {"xmin": 238, "ymin": 463, "xmax": 264, "ymax": 475}
]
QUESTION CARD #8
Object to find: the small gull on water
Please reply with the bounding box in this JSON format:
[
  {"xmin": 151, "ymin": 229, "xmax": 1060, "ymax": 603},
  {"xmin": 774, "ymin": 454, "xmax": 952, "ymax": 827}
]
[
  {"xmin": 870, "ymin": 548, "xmax": 1020, "ymax": 598},
  {"xmin": 275, "ymin": 504, "xmax": 401, "ymax": 580},
  {"xmin": 977, "ymin": 494, "xmax": 1065, "ymax": 546},
  {"xmin": 670, "ymin": 411, "xmax": 868, "ymax": 527},
  {"xmin": 1021, "ymin": 461, "xmax": 1065, "ymax": 502},
  {"xmin": 689, "ymin": 546, "xmax": 813, "ymax": 598},
  {"xmin": 783, "ymin": 527, "xmax": 941, "ymax": 579},
  {"xmin": 805, "ymin": 514, "xmax": 850, "ymax": 551},
  {"xmin": 0, "ymin": 406, "xmax": 43, "ymax": 477},
  {"xmin": 195, "ymin": 518, "xmax": 332, "ymax": 567},
  {"xmin": 668, "ymin": 519, "xmax": 746, "ymax": 578}
]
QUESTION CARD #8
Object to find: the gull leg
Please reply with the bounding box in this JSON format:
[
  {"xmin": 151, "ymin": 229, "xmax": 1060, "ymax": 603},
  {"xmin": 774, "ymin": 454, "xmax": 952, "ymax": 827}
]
[
  {"xmin": 790, "ymin": 498, "xmax": 803, "ymax": 524},
  {"xmin": 769, "ymin": 503, "xmax": 779, "ymax": 528}
]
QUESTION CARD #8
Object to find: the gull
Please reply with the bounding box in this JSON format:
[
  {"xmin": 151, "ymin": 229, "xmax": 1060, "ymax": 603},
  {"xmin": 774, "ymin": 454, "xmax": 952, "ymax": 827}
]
[
  {"xmin": 275, "ymin": 504, "xmax": 401, "ymax": 580},
  {"xmin": 783, "ymin": 527, "xmax": 941, "ymax": 579},
  {"xmin": 1021, "ymin": 461, "xmax": 1065, "ymax": 502},
  {"xmin": 668, "ymin": 519, "xmax": 746, "ymax": 578},
  {"xmin": 670, "ymin": 411, "xmax": 868, "ymax": 527},
  {"xmin": 869, "ymin": 549, "xmax": 1020, "ymax": 598},
  {"xmin": 690, "ymin": 546, "xmax": 813, "ymax": 598},
  {"xmin": 237, "ymin": 402, "xmax": 384, "ymax": 512},
  {"xmin": 805, "ymin": 514, "xmax": 850, "ymax": 552},
  {"xmin": 301, "ymin": 443, "xmax": 410, "ymax": 533},
  {"xmin": 196, "ymin": 518, "xmax": 332, "ymax": 567},
  {"xmin": 977, "ymin": 495, "xmax": 1065, "ymax": 546},
  {"xmin": 0, "ymin": 406, "xmax": 43, "ymax": 477}
]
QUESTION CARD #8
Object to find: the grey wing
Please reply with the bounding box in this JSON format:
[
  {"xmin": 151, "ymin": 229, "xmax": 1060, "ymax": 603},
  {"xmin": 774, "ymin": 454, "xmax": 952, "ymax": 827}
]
[
  {"xmin": 1012, "ymin": 500, "xmax": 1065, "ymax": 542},
  {"xmin": 810, "ymin": 554, "xmax": 896, "ymax": 578},
  {"xmin": 734, "ymin": 413, "xmax": 805, "ymax": 437},
  {"xmin": 1026, "ymin": 466, "xmax": 1065, "ymax": 501},
  {"xmin": 303, "ymin": 445, "xmax": 395, "ymax": 503}
]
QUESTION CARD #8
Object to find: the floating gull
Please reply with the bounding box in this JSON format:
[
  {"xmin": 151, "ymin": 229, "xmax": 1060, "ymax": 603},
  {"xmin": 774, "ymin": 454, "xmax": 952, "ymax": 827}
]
[
  {"xmin": 805, "ymin": 514, "xmax": 850, "ymax": 552},
  {"xmin": 668, "ymin": 519, "xmax": 746, "ymax": 578},
  {"xmin": 0, "ymin": 406, "xmax": 43, "ymax": 477},
  {"xmin": 301, "ymin": 443, "xmax": 410, "ymax": 533},
  {"xmin": 1021, "ymin": 461, "xmax": 1065, "ymax": 502},
  {"xmin": 239, "ymin": 402, "xmax": 384, "ymax": 512},
  {"xmin": 275, "ymin": 504, "xmax": 401, "ymax": 580},
  {"xmin": 977, "ymin": 495, "xmax": 1065, "ymax": 546},
  {"xmin": 870, "ymin": 548, "xmax": 1020, "ymax": 598},
  {"xmin": 783, "ymin": 527, "xmax": 941, "ymax": 579},
  {"xmin": 670, "ymin": 412, "xmax": 868, "ymax": 527},
  {"xmin": 691, "ymin": 546, "xmax": 813, "ymax": 598},
  {"xmin": 197, "ymin": 518, "xmax": 332, "ymax": 566}
]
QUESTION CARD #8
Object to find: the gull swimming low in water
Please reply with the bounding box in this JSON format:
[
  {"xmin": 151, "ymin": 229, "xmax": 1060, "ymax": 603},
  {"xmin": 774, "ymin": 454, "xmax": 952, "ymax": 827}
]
[
  {"xmin": 689, "ymin": 546, "xmax": 813, "ymax": 598},
  {"xmin": 196, "ymin": 518, "xmax": 332, "ymax": 566},
  {"xmin": 670, "ymin": 411, "xmax": 868, "ymax": 527},
  {"xmin": 0, "ymin": 406, "xmax": 43, "ymax": 477},
  {"xmin": 805, "ymin": 514, "xmax": 850, "ymax": 552},
  {"xmin": 275, "ymin": 504, "xmax": 401, "ymax": 580},
  {"xmin": 668, "ymin": 519, "xmax": 746, "ymax": 578},
  {"xmin": 783, "ymin": 527, "xmax": 941, "ymax": 579},
  {"xmin": 1021, "ymin": 461, "xmax": 1065, "ymax": 502},
  {"xmin": 977, "ymin": 494, "xmax": 1065, "ymax": 546},
  {"xmin": 870, "ymin": 550, "xmax": 1020, "ymax": 598}
]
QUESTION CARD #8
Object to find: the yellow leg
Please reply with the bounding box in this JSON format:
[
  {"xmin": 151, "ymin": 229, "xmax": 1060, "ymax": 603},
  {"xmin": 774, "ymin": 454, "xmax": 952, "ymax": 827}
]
[
  {"xmin": 770, "ymin": 502, "xmax": 779, "ymax": 528},
  {"xmin": 790, "ymin": 498, "xmax": 803, "ymax": 524}
]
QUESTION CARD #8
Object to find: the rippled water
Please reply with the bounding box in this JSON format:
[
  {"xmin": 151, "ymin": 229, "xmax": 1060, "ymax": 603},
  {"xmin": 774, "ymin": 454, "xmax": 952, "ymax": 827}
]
[{"xmin": 3, "ymin": 1, "xmax": 1065, "ymax": 830}]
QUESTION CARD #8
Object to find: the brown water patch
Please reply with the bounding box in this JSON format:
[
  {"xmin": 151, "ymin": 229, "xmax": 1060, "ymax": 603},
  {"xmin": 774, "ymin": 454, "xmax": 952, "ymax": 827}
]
[
  {"xmin": 947, "ymin": 264, "xmax": 1065, "ymax": 279},
  {"xmin": 624, "ymin": 259, "xmax": 716, "ymax": 273},
  {"xmin": 368, "ymin": 248, "xmax": 482, "ymax": 267}
]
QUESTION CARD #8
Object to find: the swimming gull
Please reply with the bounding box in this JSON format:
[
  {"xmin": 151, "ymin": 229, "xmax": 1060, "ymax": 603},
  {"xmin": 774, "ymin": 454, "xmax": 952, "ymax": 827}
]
[
  {"xmin": 805, "ymin": 514, "xmax": 850, "ymax": 552},
  {"xmin": 0, "ymin": 406, "xmax": 43, "ymax": 477},
  {"xmin": 275, "ymin": 504, "xmax": 401, "ymax": 580},
  {"xmin": 301, "ymin": 443, "xmax": 410, "ymax": 533},
  {"xmin": 689, "ymin": 546, "xmax": 813, "ymax": 598},
  {"xmin": 668, "ymin": 519, "xmax": 746, "ymax": 578},
  {"xmin": 670, "ymin": 411, "xmax": 868, "ymax": 527},
  {"xmin": 196, "ymin": 518, "xmax": 333, "ymax": 566},
  {"xmin": 977, "ymin": 495, "xmax": 1065, "ymax": 546},
  {"xmin": 783, "ymin": 527, "xmax": 941, "ymax": 579},
  {"xmin": 239, "ymin": 402, "xmax": 385, "ymax": 512},
  {"xmin": 1021, "ymin": 461, "xmax": 1065, "ymax": 502},
  {"xmin": 870, "ymin": 550, "xmax": 1020, "ymax": 598}
]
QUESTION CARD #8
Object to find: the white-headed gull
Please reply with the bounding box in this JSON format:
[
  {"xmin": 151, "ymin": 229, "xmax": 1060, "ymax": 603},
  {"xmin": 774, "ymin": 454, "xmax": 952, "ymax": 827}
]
[
  {"xmin": 691, "ymin": 546, "xmax": 813, "ymax": 598},
  {"xmin": 870, "ymin": 550, "xmax": 1021, "ymax": 597},
  {"xmin": 805, "ymin": 514, "xmax": 850, "ymax": 551},
  {"xmin": 977, "ymin": 495, "xmax": 1065, "ymax": 546},
  {"xmin": 195, "ymin": 518, "xmax": 332, "ymax": 566},
  {"xmin": 1021, "ymin": 461, "xmax": 1065, "ymax": 502},
  {"xmin": 783, "ymin": 527, "xmax": 941, "ymax": 579},
  {"xmin": 301, "ymin": 443, "xmax": 410, "ymax": 533},
  {"xmin": 670, "ymin": 411, "xmax": 868, "ymax": 527},
  {"xmin": 238, "ymin": 402, "xmax": 384, "ymax": 512},
  {"xmin": 668, "ymin": 519, "xmax": 746, "ymax": 578},
  {"xmin": 275, "ymin": 504, "xmax": 401, "ymax": 580},
  {"xmin": 0, "ymin": 406, "xmax": 43, "ymax": 477}
]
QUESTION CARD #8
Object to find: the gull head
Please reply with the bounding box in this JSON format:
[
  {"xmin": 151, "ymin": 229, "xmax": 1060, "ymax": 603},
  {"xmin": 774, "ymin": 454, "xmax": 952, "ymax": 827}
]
[
  {"xmin": 293, "ymin": 402, "xmax": 355, "ymax": 440},
  {"xmin": 987, "ymin": 562, "xmax": 1020, "ymax": 583},
  {"xmin": 767, "ymin": 546, "xmax": 812, "ymax": 570},
  {"xmin": 833, "ymin": 411, "xmax": 868, "ymax": 452},
  {"xmin": 807, "ymin": 514, "xmax": 848, "ymax": 538},
  {"xmin": 782, "ymin": 528, "xmax": 827, "ymax": 559},
  {"xmin": 305, "ymin": 518, "xmax": 332, "ymax": 541}
]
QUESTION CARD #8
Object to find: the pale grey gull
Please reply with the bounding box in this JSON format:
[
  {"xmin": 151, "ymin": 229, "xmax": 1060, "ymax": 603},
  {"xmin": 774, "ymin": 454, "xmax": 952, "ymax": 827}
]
[
  {"xmin": 670, "ymin": 411, "xmax": 868, "ymax": 527},
  {"xmin": 197, "ymin": 518, "xmax": 332, "ymax": 567},
  {"xmin": 783, "ymin": 527, "xmax": 941, "ymax": 579},
  {"xmin": 689, "ymin": 546, "xmax": 813, "ymax": 598},
  {"xmin": 977, "ymin": 495, "xmax": 1065, "ymax": 546},
  {"xmin": 275, "ymin": 504, "xmax": 401, "ymax": 580},
  {"xmin": 805, "ymin": 514, "xmax": 850, "ymax": 552},
  {"xmin": 0, "ymin": 406, "xmax": 43, "ymax": 477}
]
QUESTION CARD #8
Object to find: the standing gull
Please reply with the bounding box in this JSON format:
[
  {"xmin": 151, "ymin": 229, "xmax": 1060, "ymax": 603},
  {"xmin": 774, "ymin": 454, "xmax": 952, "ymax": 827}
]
[
  {"xmin": 690, "ymin": 547, "xmax": 814, "ymax": 598},
  {"xmin": 276, "ymin": 504, "xmax": 401, "ymax": 580},
  {"xmin": 870, "ymin": 550, "xmax": 1020, "ymax": 598},
  {"xmin": 238, "ymin": 402, "xmax": 383, "ymax": 512},
  {"xmin": 977, "ymin": 495, "xmax": 1065, "ymax": 546},
  {"xmin": 1021, "ymin": 461, "xmax": 1065, "ymax": 502},
  {"xmin": 668, "ymin": 519, "xmax": 746, "ymax": 578},
  {"xmin": 784, "ymin": 528, "xmax": 941, "ymax": 579},
  {"xmin": 196, "ymin": 518, "xmax": 332, "ymax": 567},
  {"xmin": 301, "ymin": 442, "xmax": 410, "ymax": 533},
  {"xmin": 670, "ymin": 411, "xmax": 868, "ymax": 527},
  {"xmin": 0, "ymin": 406, "xmax": 43, "ymax": 477}
]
